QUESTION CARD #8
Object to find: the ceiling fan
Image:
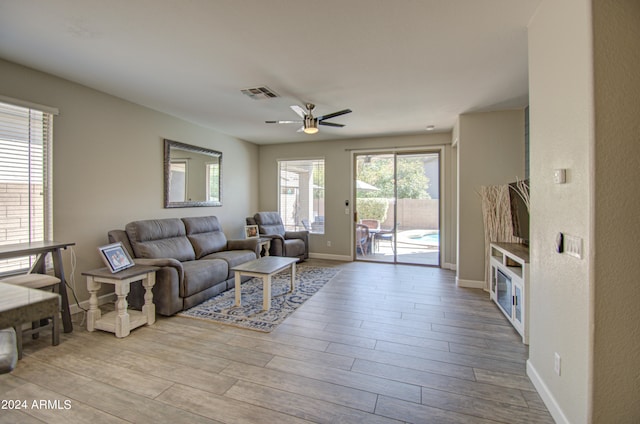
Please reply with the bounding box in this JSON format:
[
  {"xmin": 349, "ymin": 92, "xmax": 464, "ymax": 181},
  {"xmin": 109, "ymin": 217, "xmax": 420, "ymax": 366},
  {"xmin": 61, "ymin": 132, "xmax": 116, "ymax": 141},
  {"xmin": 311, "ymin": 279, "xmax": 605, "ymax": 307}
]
[{"xmin": 266, "ymin": 103, "xmax": 352, "ymax": 134}]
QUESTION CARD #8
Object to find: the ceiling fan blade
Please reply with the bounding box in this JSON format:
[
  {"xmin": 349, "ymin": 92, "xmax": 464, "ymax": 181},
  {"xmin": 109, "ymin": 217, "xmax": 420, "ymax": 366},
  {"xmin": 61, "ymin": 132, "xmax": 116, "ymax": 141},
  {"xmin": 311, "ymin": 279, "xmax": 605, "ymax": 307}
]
[
  {"xmin": 296, "ymin": 126, "xmax": 305, "ymax": 132},
  {"xmin": 290, "ymin": 105, "xmax": 307, "ymax": 118},
  {"xmin": 265, "ymin": 120, "xmax": 302, "ymax": 124},
  {"xmin": 318, "ymin": 121, "xmax": 345, "ymax": 127},
  {"xmin": 317, "ymin": 109, "xmax": 352, "ymax": 121}
]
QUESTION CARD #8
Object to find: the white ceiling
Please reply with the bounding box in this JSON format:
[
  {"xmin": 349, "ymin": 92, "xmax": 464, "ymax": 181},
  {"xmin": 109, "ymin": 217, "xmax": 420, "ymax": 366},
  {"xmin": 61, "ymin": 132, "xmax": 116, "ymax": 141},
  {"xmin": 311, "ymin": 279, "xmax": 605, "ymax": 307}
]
[{"xmin": 0, "ymin": 0, "xmax": 540, "ymax": 144}]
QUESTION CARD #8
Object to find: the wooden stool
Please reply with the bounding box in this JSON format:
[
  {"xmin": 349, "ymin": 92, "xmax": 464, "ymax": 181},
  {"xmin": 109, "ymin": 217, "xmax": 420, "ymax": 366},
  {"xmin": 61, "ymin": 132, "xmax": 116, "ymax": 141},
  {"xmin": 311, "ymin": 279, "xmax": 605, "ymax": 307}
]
[{"xmin": 1, "ymin": 274, "xmax": 61, "ymax": 359}]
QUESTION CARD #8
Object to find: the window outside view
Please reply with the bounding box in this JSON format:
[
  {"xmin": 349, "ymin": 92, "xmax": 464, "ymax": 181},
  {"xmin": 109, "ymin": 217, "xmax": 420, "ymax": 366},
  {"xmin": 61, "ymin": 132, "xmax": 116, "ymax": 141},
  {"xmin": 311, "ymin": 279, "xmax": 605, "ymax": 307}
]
[
  {"xmin": 278, "ymin": 159, "xmax": 325, "ymax": 234},
  {"xmin": 0, "ymin": 102, "xmax": 52, "ymax": 273},
  {"xmin": 355, "ymin": 152, "xmax": 440, "ymax": 266}
]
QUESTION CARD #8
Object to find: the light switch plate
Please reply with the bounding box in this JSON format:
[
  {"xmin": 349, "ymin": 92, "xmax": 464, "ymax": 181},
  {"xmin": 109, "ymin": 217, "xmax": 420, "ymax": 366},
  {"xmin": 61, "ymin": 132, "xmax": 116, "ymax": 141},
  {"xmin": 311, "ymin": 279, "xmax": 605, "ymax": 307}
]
[
  {"xmin": 553, "ymin": 169, "xmax": 566, "ymax": 184},
  {"xmin": 564, "ymin": 234, "xmax": 582, "ymax": 259}
]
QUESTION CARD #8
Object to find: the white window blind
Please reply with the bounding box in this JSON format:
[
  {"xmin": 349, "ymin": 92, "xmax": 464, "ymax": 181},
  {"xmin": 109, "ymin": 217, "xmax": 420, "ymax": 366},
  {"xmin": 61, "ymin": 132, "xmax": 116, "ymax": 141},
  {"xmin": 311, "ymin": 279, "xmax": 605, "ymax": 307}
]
[
  {"xmin": 0, "ymin": 101, "xmax": 53, "ymax": 273},
  {"xmin": 278, "ymin": 159, "xmax": 325, "ymax": 234}
]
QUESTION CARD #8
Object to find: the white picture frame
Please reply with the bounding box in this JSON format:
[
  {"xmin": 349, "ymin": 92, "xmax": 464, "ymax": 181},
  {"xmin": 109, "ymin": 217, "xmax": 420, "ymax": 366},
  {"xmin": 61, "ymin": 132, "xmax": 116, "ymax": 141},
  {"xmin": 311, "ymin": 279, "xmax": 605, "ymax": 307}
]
[
  {"xmin": 98, "ymin": 242, "xmax": 135, "ymax": 273},
  {"xmin": 244, "ymin": 225, "xmax": 259, "ymax": 239}
]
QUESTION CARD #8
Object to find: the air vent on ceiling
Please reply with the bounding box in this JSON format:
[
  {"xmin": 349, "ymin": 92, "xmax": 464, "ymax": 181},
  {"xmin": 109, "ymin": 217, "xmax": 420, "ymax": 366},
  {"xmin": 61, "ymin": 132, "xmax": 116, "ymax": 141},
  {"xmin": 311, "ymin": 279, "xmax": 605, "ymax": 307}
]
[{"xmin": 241, "ymin": 86, "xmax": 279, "ymax": 100}]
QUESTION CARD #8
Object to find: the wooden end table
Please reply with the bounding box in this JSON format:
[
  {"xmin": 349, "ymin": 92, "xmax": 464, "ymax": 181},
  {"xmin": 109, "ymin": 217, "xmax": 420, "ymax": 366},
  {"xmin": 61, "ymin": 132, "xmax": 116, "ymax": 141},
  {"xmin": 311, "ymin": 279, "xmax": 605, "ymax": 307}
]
[
  {"xmin": 83, "ymin": 265, "xmax": 158, "ymax": 338},
  {"xmin": 231, "ymin": 256, "xmax": 298, "ymax": 311}
]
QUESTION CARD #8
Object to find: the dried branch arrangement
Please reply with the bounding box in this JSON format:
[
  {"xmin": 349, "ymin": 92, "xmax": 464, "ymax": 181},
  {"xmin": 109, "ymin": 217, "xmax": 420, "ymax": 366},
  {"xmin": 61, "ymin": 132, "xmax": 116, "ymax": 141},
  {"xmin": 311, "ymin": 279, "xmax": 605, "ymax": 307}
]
[
  {"xmin": 478, "ymin": 184, "xmax": 522, "ymax": 290},
  {"xmin": 511, "ymin": 178, "xmax": 530, "ymax": 211}
]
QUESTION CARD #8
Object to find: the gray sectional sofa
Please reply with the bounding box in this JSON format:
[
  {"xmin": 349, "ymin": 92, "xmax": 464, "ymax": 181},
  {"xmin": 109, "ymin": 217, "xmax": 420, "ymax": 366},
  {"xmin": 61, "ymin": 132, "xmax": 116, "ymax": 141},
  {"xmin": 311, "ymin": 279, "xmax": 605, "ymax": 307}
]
[{"xmin": 108, "ymin": 216, "xmax": 259, "ymax": 316}]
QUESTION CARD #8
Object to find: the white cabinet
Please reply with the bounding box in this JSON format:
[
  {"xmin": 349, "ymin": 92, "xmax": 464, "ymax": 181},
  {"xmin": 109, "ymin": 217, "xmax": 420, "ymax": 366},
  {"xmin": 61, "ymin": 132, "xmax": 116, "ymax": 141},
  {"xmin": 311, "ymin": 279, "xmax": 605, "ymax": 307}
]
[{"xmin": 489, "ymin": 242, "xmax": 530, "ymax": 344}]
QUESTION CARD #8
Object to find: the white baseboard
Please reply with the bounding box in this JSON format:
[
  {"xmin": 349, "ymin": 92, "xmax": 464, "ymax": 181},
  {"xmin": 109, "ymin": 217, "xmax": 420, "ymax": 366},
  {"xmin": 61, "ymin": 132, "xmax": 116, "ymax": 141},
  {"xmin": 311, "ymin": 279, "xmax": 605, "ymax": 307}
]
[
  {"xmin": 309, "ymin": 253, "xmax": 352, "ymax": 262},
  {"xmin": 309, "ymin": 255, "xmax": 460, "ymax": 268},
  {"xmin": 527, "ymin": 360, "xmax": 570, "ymax": 424},
  {"xmin": 69, "ymin": 292, "xmax": 115, "ymax": 315},
  {"xmin": 443, "ymin": 262, "xmax": 457, "ymax": 271},
  {"xmin": 456, "ymin": 277, "xmax": 485, "ymax": 289}
]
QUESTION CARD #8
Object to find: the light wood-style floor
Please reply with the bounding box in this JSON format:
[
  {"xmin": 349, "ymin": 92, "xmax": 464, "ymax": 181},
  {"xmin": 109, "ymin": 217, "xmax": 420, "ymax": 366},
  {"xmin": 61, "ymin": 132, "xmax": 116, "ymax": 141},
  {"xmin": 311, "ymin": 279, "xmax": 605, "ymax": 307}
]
[{"xmin": 0, "ymin": 260, "xmax": 553, "ymax": 423}]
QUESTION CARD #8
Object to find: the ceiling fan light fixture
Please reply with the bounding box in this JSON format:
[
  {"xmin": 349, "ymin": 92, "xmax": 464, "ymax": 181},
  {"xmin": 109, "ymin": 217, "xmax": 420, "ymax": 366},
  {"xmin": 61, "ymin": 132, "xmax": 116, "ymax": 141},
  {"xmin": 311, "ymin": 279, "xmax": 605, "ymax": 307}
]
[
  {"xmin": 266, "ymin": 103, "xmax": 351, "ymax": 134},
  {"xmin": 303, "ymin": 117, "xmax": 318, "ymax": 134}
]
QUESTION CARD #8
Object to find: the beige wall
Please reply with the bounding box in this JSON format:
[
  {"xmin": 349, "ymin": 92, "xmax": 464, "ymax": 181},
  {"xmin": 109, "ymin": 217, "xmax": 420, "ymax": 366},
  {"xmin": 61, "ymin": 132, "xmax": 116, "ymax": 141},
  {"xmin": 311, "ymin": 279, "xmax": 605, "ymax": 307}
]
[
  {"xmin": 528, "ymin": 0, "xmax": 593, "ymax": 422},
  {"xmin": 257, "ymin": 134, "xmax": 455, "ymax": 265},
  {"xmin": 0, "ymin": 59, "xmax": 259, "ymax": 304},
  {"xmin": 592, "ymin": 0, "xmax": 640, "ymax": 421},
  {"xmin": 456, "ymin": 110, "xmax": 526, "ymax": 287}
]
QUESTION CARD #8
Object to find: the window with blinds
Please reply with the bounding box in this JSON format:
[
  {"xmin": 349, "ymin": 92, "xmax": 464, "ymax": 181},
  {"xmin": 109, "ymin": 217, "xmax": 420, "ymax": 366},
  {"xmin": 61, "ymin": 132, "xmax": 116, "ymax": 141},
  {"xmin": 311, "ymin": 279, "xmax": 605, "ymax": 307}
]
[
  {"xmin": 278, "ymin": 159, "xmax": 325, "ymax": 234},
  {"xmin": 0, "ymin": 100, "xmax": 53, "ymax": 273}
]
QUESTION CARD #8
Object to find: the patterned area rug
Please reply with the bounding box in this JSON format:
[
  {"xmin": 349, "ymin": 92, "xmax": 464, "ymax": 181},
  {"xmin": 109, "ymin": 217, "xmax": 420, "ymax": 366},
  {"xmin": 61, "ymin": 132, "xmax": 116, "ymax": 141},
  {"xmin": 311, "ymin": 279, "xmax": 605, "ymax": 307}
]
[{"xmin": 178, "ymin": 265, "xmax": 340, "ymax": 332}]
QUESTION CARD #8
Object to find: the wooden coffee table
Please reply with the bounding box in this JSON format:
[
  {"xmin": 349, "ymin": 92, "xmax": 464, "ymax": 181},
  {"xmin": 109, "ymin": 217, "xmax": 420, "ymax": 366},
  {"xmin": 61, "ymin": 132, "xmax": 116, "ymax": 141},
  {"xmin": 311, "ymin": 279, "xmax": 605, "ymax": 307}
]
[{"xmin": 231, "ymin": 256, "xmax": 298, "ymax": 311}]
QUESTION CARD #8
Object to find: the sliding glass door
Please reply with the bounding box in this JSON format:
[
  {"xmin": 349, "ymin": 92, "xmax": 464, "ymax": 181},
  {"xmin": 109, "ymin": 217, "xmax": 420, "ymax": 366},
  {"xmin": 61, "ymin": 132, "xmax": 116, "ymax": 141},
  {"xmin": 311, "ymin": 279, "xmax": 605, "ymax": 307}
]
[{"xmin": 355, "ymin": 151, "xmax": 440, "ymax": 266}]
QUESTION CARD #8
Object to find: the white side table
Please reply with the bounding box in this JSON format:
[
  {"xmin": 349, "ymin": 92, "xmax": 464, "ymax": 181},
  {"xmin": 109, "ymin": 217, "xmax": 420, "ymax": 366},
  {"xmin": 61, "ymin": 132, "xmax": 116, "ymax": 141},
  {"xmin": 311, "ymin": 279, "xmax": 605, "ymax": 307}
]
[
  {"xmin": 83, "ymin": 265, "xmax": 158, "ymax": 338},
  {"xmin": 257, "ymin": 237, "xmax": 271, "ymax": 257}
]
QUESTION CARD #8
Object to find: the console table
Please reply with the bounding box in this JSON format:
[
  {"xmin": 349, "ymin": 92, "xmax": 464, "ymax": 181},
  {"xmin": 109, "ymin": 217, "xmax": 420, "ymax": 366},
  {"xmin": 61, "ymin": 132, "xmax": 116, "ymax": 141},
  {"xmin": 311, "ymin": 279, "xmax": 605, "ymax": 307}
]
[
  {"xmin": 489, "ymin": 242, "xmax": 530, "ymax": 344},
  {"xmin": 83, "ymin": 265, "xmax": 158, "ymax": 338},
  {"xmin": 0, "ymin": 241, "xmax": 75, "ymax": 333}
]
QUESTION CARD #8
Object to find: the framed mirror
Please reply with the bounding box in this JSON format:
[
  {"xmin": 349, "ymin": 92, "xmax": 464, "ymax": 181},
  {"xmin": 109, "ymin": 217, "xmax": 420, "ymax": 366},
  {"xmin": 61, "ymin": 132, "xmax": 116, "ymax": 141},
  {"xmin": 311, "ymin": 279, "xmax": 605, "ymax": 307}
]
[{"xmin": 164, "ymin": 139, "xmax": 222, "ymax": 208}]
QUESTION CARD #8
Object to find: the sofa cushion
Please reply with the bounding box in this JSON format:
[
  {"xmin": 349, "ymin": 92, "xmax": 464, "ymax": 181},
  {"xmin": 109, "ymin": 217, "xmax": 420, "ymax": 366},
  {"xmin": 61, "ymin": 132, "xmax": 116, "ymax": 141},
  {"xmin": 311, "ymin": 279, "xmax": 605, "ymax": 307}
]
[
  {"xmin": 202, "ymin": 250, "xmax": 258, "ymax": 280},
  {"xmin": 180, "ymin": 259, "xmax": 228, "ymax": 298},
  {"xmin": 183, "ymin": 216, "xmax": 228, "ymax": 259},
  {"xmin": 126, "ymin": 218, "xmax": 195, "ymax": 262}
]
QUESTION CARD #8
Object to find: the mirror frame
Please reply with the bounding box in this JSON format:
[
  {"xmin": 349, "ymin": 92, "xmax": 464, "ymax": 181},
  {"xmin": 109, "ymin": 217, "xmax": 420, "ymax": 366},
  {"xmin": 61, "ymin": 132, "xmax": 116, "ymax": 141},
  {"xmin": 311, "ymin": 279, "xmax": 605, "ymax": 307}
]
[{"xmin": 164, "ymin": 139, "xmax": 222, "ymax": 208}]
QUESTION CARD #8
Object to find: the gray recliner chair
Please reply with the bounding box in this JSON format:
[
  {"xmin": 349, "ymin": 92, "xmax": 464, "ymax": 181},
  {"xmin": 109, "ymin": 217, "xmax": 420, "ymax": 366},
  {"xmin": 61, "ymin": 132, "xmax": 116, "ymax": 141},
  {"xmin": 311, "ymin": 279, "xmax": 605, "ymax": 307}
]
[{"xmin": 247, "ymin": 212, "xmax": 309, "ymax": 260}]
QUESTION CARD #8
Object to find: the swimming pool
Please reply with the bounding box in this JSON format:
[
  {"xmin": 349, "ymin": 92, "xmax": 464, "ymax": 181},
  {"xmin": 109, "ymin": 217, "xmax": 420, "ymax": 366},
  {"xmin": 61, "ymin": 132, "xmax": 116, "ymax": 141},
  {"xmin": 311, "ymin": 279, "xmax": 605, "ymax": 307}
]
[{"xmin": 397, "ymin": 230, "xmax": 440, "ymax": 246}]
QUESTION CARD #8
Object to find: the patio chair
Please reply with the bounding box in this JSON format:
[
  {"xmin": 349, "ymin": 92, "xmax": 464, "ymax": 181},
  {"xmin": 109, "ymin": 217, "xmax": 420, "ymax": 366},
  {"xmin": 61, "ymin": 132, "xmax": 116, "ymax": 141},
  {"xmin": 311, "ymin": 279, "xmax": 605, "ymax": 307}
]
[
  {"xmin": 376, "ymin": 230, "xmax": 396, "ymax": 253},
  {"xmin": 356, "ymin": 223, "xmax": 371, "ymax": 255},
  {"xmin": 360, "ymin": 219, "xmax": 380, "ymax": 230}
]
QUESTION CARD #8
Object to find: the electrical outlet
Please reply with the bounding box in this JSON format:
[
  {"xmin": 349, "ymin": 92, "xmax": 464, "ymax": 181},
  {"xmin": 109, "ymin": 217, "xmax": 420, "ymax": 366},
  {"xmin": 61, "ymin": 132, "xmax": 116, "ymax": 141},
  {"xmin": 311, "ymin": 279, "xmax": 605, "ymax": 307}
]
[
  {"xmin": 327, "ymin": 241, "xmax": 331, "ymax": 247},
  {"xmin": 554, "ymin": 352, "xmax": 561, "ymax": 376}
]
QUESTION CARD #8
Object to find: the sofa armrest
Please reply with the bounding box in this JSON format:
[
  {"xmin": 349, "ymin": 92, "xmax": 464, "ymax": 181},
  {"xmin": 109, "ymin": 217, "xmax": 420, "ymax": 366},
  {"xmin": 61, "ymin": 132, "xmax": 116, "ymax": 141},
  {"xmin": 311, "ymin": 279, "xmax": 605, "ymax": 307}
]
[
  {"xmin": 227, "ymin": 238, "xmax": 260, "ymax": 257},
  {"xmin": 285, "ymin": 230, "xmax": 309, "ymax": 259},
  {"xmin": 133, "ymin": 257, "xmax": 184, "ymax": 283},
  {"xmin": 285, "ymin": 230, "xmax": 309, "ymax": 240},
  {"xmin": 227, "ymin": 238, "xmax": 258, "ymax": 250},
  {"xmin": 261, "ymin": 234, "xmax": 285, "ymax": 242}
]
